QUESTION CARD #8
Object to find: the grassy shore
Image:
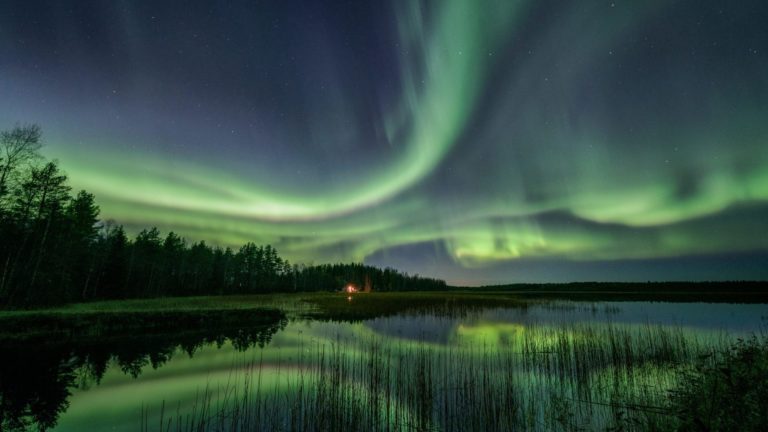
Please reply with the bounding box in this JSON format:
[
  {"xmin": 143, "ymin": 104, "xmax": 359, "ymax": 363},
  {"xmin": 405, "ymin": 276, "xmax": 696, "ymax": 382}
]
[
  {"xmin": 3, "ymin": 284, "xmax": 767, "ymax": 333},
  {"xmin": 0, "ymin": 291, "xmax": 523, "ymax": 317},
  {"xmin": 2, "ymin": 285, "xmax": 766, "ymax": 341},
  {"xmin": 0, "ymin": 291, "xmax": 523, "ymax": 340},
  {"xmin": 4, "ymin": 281, "xmax": 767, "ymax": 318}
]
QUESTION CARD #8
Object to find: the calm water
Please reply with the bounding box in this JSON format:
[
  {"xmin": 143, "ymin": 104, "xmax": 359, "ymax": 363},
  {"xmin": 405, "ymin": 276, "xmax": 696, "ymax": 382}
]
[{"xmin": 4, "ymin": 300, "xmax": 767, "ymax": 431}]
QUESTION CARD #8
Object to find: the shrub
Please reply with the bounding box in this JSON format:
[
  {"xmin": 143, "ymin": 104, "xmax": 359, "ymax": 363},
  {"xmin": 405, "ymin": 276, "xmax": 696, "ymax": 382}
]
[{"xmin": 668, "ymin": 336, "xmax": 768, "ymax": 431}]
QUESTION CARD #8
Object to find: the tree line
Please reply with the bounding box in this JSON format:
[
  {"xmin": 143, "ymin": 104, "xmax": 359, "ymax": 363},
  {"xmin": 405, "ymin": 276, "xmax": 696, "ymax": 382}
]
[{"xmin": 0, "ymin": 124, "xmax": 446, "ymax": 307}]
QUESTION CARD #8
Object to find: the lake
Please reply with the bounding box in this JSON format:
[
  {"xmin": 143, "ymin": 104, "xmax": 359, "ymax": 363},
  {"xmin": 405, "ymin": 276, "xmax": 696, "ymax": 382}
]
[{"xmin": 2, "ymin": 294, "xmax": 767, "ymax": 431}]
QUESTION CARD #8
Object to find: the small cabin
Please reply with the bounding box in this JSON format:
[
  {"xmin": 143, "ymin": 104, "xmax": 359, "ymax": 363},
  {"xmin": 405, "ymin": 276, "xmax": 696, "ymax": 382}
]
[{"xmin": 342, "ymin": 278, "xmax": 372, "ymax": 293}]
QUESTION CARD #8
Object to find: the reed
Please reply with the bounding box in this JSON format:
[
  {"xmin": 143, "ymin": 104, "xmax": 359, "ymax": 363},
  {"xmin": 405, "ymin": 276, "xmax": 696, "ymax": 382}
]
[{"xmin": 141, "ymin": 318, "xmax": 734, "ymax": 431}]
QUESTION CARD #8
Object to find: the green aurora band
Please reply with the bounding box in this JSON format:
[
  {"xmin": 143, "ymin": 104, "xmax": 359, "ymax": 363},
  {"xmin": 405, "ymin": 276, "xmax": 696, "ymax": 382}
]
[{"xmin": 3, "ymin": 0, "xmax": 768, "ymax": 279}]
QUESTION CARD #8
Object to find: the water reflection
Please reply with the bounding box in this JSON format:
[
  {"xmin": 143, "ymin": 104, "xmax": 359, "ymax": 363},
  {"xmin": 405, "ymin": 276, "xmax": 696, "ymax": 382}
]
[
  {"xmin": 0, "ymin": 299, "xmax": 766, "ymax": 431},
  {"xmin": 0, "ymin": 312, "xmax": 287, "ymax": 431}
]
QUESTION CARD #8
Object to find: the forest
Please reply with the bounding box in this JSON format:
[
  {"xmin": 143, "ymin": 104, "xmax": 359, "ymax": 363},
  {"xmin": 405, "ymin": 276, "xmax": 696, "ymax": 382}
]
[{"xmin": 0, "ymin": 124, "xmax": 446, "ymax": 307}]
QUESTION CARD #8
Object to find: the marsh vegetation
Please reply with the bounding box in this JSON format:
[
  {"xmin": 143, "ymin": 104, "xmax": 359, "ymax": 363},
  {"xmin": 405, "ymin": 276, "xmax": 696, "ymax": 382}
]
[
  {"xmin": 2, "ymin": 292, "xmax": 766, "ymax": 431},
  {"xmin": 137, "ymin": 320, "xmax": 759, "ymax": 431}
]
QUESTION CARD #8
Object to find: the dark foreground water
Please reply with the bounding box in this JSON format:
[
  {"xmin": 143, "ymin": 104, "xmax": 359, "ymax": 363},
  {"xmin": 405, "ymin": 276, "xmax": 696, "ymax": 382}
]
[{"xmin": 3, "ymin": 299, "xmax": 767, "ymax": 431}]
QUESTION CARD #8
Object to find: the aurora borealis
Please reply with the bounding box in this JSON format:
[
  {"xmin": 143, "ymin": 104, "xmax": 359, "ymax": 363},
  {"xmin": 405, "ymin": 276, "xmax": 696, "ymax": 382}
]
[{"xmin": 1, "ymin": 1, "xmax": 767, "ymax": 283}]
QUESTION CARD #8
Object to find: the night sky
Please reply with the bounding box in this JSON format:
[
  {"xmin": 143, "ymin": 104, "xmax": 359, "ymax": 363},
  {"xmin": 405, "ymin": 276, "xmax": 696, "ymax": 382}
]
[{"xmin": 2, "ymin": 0, "xmax": 767, "ymax": 284}]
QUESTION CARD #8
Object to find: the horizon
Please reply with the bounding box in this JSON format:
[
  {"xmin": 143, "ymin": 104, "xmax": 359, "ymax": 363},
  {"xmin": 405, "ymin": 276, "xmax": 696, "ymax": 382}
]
[{"xmin": 2, "ymin": 0, "xmax": 768, "ymax": 284}]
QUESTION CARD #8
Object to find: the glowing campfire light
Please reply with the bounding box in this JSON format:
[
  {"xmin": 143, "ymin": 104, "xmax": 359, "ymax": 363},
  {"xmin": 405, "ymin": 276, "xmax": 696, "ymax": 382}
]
[
  {"xmin": 347, "ymin": 296, "xmax": 352, "ymax": 301},
  {"xmin": 345, "ymin": 284, "xmax": 357, "ymax": 293}
]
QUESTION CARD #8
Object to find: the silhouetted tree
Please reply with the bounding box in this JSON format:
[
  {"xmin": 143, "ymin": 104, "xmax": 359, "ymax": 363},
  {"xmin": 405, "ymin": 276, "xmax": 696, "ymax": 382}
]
[
  {"xmin": 0, "ymin": 124, "xmax": 447, "ymax": 308},
  {"xmin": 95, "ymin": 222, "xmax": 129, "ymax": 299},
  {"xmin": 64, "ymin": 191, "xmax": 100, "ymax": 300},
  {"xmin": 0, "ymin": 124, "xmax": 42, "ymax": 205}
]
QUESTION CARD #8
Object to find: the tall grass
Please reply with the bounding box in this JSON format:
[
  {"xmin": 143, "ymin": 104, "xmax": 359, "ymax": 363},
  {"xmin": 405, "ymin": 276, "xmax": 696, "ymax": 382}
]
[{"xmin": 141, "ymin": 320, "xmax": 729, "ymax": 431}]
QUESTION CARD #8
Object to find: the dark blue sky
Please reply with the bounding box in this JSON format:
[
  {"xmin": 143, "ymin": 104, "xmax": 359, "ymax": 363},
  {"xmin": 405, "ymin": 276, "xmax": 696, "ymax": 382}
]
[{"xmin": 2, "ymin": 0, "xmax": 767, "ymax": 284}]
